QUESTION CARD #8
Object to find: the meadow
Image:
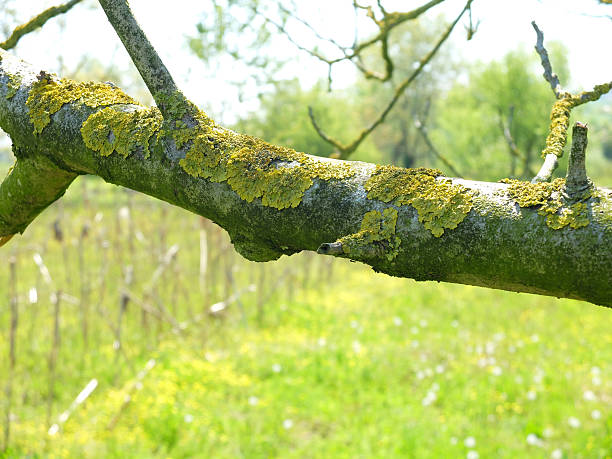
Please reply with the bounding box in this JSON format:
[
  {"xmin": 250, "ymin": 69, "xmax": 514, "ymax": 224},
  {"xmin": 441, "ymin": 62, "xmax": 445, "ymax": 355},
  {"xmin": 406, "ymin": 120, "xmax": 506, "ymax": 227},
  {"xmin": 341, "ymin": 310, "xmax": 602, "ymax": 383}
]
[{"xmin": 0, "ymin": 174, "xmax": 610, "ymax": 458}]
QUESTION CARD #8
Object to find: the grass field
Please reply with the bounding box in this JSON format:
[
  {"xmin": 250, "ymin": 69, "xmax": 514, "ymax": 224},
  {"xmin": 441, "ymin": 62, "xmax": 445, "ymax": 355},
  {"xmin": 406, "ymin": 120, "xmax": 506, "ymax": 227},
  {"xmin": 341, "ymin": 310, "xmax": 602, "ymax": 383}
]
[{"xmin": 0, "ymin": 175, "xmax": 610, "ymax": 458}]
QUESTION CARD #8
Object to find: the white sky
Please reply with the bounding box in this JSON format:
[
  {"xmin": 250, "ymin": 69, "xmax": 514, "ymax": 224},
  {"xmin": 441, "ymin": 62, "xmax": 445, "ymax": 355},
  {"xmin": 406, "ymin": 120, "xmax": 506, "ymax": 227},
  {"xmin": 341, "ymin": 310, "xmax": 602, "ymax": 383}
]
[{"xmin": 3, "ymin": 0, "xmax": 611, "ymax": 123}]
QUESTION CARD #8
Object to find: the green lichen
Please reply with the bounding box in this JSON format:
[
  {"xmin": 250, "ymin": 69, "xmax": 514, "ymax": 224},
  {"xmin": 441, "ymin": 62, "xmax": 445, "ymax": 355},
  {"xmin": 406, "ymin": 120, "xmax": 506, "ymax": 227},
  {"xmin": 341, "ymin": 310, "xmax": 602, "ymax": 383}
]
[
  {"xmin": 339, "ymin": 208, "xmax": 401, "ymax": 261},
  {"xmin": 80, "ymin": 106, "xmax": 163, "ymax": 158},
  {"xmin": 26, "ymin": 76, "xmax": 138, "ymax": 134},
  {"xmin": 542, "ymin": 98, "xmax": 576, "ymax": 158},
  {"xmin": 5, "ymin": 73, "xmax": 21, "ymax": 100},
  {"xmin": 542, "ymin": 83, "xmax": 612, "ymax": 159},
  {"xmin": 502, "ymin": 178, "xmax": 592, "ymax": 230},
  {"xmin": 156, "ymin": 90, "xmax": 356, "ymax": 210},
  {"xmin": 364, "ymin": 165, "xmax": 474, "ymax": 237}
]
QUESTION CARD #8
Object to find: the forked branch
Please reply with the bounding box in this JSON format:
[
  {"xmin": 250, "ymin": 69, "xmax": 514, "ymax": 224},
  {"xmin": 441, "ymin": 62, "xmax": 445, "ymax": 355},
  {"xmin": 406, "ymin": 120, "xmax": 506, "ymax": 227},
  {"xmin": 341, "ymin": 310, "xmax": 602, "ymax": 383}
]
[{"xmin": 531, "ymin": 21, "xmax": 612, "ymax": 182}]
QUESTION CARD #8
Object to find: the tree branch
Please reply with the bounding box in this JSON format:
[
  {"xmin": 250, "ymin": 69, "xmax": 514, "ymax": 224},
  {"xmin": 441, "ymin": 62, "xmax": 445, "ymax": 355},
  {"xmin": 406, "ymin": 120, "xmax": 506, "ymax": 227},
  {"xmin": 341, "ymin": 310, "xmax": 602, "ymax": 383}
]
[
  {"xmin": 0, "ymin": 50, "xmax": 611, "ymax": 307},
  {"xmin": 0, "ymin": 0, "xmax": 83, "ymax": 51},
  {"xmin": 565, "ymin": 122, "xmax": 591, "ymax": 195},
  {"xmin": 531, "ymin": 21, "xmax": 563, "ymax": 98},
  {"xmin": 97, "ymin": 0, "xmax": 189, "ymax": 117},
  {"xmin": 309, "ymin": 0, "xmax": 473, "ymax": 159},
  {"xmin": 531, "ymin": 21, "xmax": 612, "ymax": 182}
]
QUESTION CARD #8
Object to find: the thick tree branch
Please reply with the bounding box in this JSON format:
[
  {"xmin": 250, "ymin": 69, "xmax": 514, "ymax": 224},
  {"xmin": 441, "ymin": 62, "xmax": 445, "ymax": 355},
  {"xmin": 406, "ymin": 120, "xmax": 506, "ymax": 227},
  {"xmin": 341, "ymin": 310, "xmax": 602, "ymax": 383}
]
[
  {"xmin": 0, "ymin": 50, "xmax": 611, "ymax": 307},
  {"xmin": 0, "ymin": 0, "xmax": 83, "ymax": 51}
]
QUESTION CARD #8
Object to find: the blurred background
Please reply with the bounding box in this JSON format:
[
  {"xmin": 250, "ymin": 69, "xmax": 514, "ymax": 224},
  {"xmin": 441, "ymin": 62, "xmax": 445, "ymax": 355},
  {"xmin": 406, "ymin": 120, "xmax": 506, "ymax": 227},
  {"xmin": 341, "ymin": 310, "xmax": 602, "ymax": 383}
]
[{"xmin": 0, "ymin": 0, "xmax": 611, "ymax": 457}]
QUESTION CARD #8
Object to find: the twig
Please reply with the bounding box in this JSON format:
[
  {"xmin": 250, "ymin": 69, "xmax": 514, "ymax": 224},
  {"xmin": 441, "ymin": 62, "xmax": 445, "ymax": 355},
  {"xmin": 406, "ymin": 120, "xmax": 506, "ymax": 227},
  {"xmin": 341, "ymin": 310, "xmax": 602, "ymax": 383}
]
[
  {"xmin": 260, "ymin": 0, "xmax": 445, "ymax": 84},
  {"xmin": 113, "ymin": 265, "xmax": 133, "ymax": 384},
  {"xmin": 47, "ymin": 290, "xmax": 62, "ymax": 426},
  {"xmin": 309, "ymin": 0, "xmax": 473, "ymax": 159},
  {"xmin": 0, "ymin": 0, "xmax": 83, "ymax": 50},
  {"xmin": 497, "ymin": 107, "xmax": 535, "ymax": 177},
  {"xmin": 414, "ymin": 118, "xmax": 462, "ymax": 177},
  {"xmin": 106, "ymin": 359, "xmax": 156, "ymax": 431},
  {"xmin": 48, "ymin": 379, "xmax": 98, "ymax": 436},
  {"xmin": 531, "ymin": 21, "xmax": 563, "ymax": 98}
]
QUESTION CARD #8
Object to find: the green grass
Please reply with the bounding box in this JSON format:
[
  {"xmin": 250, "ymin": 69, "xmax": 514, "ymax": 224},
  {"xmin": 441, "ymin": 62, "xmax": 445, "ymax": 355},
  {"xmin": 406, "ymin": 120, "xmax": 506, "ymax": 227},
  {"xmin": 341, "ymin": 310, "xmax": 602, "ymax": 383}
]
[{"xmin": 0, "ymin": 176, "xmax": 611, "ymax": 458}]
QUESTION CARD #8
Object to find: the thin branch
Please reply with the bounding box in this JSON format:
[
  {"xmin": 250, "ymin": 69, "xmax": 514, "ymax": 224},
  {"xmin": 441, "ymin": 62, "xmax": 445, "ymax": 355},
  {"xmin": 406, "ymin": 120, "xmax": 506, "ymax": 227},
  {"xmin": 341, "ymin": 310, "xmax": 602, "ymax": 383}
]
[
  {"xmin": 259, "ymin": 0, "xmax": 446, "ymax": 83},
  {"xmin": 0, "ymin": 0, "xmax": 83, "ymax": 50},
  {"xmin": 414, "ymin": 118, "xmax": 462, "ymax": 178},
  {"xmin": 531, "ymin": 21, "xmax": 563, "ymax": 98},
  {"xmin": 309, "ymin": 0, "xmax": 473, "ymax": 159},
  {"xmin": 97, "ymin": 0, "xmax": 189, "ymax": 116},
  {"xmin": 497, "ymin": 107, "xmax": 535, "ymax": 177}
]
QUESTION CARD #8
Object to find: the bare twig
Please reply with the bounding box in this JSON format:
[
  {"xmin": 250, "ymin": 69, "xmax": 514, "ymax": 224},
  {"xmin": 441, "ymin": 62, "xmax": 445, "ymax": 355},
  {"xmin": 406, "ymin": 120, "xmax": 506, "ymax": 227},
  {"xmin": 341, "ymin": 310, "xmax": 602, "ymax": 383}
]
[
  {"xmin": 107, "ymin": 359, "xmax": 156, "ymax": 431},
  {"xmin": 0, "ymin": 0, "xmax": 83, "ymax": 50},
  {"xmin": 414, "ymin": 118, "xmax": 462, "ymax": 177},
  {"xmin": 47, "ymin": 290, "xmax": 62, "ymax": 426},
  {"xmin": 48, "ymin": 379, "xmax": 98, "ymax": 436},
  {"xmin": 309, "ymin": 0, "xmax": 473, "ymax": 159},
  {"xmin": 531, "ymin": 21, "xmax": 563, "ymax": 98},
  {"xmin": 497, "ymin": 107, "xmax": 535, "ymax": 177},
  {"xmin": 260, "ymin": 0, "xmax": 445, "ymax": 84}
]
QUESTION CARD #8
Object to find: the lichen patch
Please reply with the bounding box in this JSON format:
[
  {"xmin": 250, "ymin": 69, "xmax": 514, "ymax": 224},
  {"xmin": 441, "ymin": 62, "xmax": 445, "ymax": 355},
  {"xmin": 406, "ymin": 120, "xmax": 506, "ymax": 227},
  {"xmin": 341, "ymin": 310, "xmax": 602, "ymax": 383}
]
[
  {"xmin": 26, "ymin": 76, "xmax": 138, "ymax": 134},
  {"xmin": 364, "ymin": 165, "xmax": 474, "ymax": 237},
  {"xmin": 339, "ymin": 208, "xmax": 401, "ymax": 261},
  {"xmin": 153, "ymin": 91, "xmax": 357, "ymax": 210},
  {"xmin": 502, "ymin": 178, "xmax": 592, "ymax": 230},
  {"xmin": 80, "ymin": 106, "xmax": 163, "ymax": 158}
]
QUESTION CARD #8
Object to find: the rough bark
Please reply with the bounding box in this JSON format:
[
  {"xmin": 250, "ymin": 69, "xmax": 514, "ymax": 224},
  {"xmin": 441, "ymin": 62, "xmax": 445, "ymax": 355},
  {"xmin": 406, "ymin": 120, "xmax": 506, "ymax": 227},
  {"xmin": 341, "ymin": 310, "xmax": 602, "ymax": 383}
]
[{"xmin": 0, "ymin": 49, "xmax": 610, "ymax": 308}]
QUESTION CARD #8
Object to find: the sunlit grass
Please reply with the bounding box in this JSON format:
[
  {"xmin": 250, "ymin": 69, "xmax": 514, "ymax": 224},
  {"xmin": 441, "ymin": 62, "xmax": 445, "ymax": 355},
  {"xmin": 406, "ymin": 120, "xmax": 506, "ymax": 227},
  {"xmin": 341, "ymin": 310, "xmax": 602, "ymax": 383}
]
[{"xmin": 0, "ymin": 176, "xmax": 610, "ymax": 458}]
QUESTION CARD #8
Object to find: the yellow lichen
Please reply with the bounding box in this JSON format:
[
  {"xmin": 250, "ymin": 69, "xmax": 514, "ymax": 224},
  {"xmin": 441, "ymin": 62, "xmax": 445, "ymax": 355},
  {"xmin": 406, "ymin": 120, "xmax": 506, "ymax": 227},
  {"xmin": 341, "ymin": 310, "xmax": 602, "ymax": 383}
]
[
  {"xmin": 364, "ymin": 165, "xmax": 474, "ymax": 237},
  {"xmin": 80, "ymin": 106, "xmax": 163, "ymax": 158},
  {"xmin": 542, "ymin": 83, "xmax": 612, "ymax": 159},
  {"xmin": 339, "ymin": 208, "xmax": 401, "ymax": 261},
  {"xmin": 5, "ymin": 73, "xmax": 21, "ymax": 100},
  {"xmin": 26, "ymin": 76, "xmax": 138, "ymax": 134},
  {"xmin": 156, "ymin": 91, "xmax": 356, "ymax": 210},
  {"xmin": 502, "ymin": 178, "xmax": 592, "ymax": 230}
]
